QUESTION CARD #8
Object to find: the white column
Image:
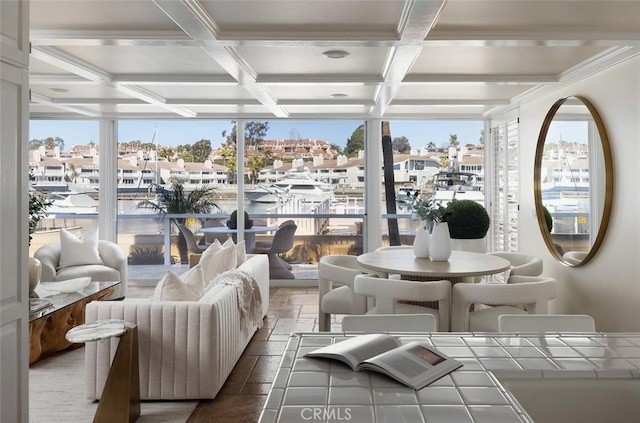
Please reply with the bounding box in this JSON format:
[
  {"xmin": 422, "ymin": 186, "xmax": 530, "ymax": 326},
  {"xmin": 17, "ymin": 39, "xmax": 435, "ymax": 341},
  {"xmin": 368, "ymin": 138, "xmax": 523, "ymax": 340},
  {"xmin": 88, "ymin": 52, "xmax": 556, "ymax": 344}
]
[
  {"xmin": 99, "ymin": 119, "xmax": 118, "ymax": 241},
  {"xmin": 236, "ymin": 119, "xmax": 245, "ymax": 242},
  {"xmin": 365, "ymin": 120, "xmax": 382, "ymax": 253}
]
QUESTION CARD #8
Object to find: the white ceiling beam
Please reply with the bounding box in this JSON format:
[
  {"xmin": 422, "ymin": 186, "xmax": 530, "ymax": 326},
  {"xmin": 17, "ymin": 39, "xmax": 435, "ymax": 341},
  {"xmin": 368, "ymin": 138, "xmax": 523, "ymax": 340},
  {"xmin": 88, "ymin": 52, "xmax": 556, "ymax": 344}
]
[
  {"xmin": 30, "ymin": 46, "xmax": 112, "ymax": 83},
  {"xmin": 426, "ymin": 30, "xmax": 640, "ymax": 45},
  {"xmin": 30, "ymin": 93, "xmax": 102, "ymax": 117},
  {"xmin": 29, "ymin": 30, "xmax": 196, "ymax": 46},
  {"xmin": 31, "ymin": 29, "xmax": 640, "ymax": 48},
  {"xmin": 278, "ymin": 99, "xmax": 376, "ymax": 107},
  {"xmin": 403, "ymin": 74, "xmax": 557, "ymax": 84},
  {"xmin": 30, "ymin": 46, "xmax": 197, "ymax": 118},
  {"xmin": 165, "ymin": 99, "xmax": 261, "ymax": 106},
  {"xmin": 392, "ymin": 99, "xmax": 510, "ymax": 106},
  {"xmin": 29, "ymin": 74, "xmax": 97, "ymax": 85},
  {"xmin": 30, "ymin": 73, "xmax": 238, "ymax": 86},
  {"xmin": 114, "ymin": 74, "xmax": 238, "ymax": 85},
  {"xmin": 153, "ymin": 0, "xmax": 288, "ymax": 118},
  {"xmin": 40, "ymin": 98, "xmax": 145, "ymax": 105},
  {"xmin": 257, "ymin": 75, "xmax": 383, "ymax": 85},
  {"xmin": 370, "ymin": 0, "xmax": 446, "ymax": 117}
]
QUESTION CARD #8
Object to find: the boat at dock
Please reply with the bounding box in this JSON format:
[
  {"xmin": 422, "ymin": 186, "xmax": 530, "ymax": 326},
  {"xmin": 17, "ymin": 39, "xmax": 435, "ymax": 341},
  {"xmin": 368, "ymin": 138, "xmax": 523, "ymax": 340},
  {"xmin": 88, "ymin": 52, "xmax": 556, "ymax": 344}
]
[
  {"xmin": 431, "ymin": 171, "xmax": 484, "ymax": 206},
  {"xmin": 246, "ymin": 172, "xmax": 333, "ymax": 204}
]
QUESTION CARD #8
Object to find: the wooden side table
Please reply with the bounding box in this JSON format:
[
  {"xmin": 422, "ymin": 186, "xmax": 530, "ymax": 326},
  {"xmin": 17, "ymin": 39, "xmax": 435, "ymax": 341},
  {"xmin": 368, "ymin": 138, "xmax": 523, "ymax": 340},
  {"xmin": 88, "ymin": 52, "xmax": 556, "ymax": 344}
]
[{"xmin": 66, "ymin": 319, "xmax": 140, "ymax": 423}]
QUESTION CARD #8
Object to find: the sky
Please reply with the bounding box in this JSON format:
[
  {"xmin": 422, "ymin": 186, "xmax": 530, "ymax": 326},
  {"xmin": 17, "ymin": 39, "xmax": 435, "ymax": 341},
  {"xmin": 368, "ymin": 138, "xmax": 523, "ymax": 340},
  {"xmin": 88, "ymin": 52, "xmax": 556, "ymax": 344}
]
[{"xmin": 30, "ymin": 119, "xmax": 485, "ymax": 150}]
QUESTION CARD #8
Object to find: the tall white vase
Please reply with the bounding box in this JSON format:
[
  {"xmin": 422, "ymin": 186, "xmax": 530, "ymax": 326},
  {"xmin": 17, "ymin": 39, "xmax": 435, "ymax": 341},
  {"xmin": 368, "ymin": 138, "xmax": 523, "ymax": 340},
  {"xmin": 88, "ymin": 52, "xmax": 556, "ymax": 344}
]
[
  {"xmin": 430, "ymin": 222, "xmax": 452, "ymax": 261},
  {"xmin": 413, "ymin": 228, "xmax": 430, "ymax": 258}
]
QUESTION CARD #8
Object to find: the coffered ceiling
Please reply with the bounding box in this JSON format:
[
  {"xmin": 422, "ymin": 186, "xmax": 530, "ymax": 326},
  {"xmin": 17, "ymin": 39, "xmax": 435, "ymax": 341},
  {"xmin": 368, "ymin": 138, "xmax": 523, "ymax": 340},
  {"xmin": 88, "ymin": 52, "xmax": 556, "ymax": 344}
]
[{"xmin": 28, "ymin": 0, "xmax": 640, "ymax": 120}]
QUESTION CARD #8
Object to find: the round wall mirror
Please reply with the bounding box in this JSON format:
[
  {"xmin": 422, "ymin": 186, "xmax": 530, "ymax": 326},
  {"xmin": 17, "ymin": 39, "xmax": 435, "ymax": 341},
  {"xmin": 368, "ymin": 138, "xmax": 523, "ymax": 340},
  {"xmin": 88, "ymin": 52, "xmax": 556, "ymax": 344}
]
[{"xmin": 534, "ymin": 96, "xmax": 613, "ymax": 266}]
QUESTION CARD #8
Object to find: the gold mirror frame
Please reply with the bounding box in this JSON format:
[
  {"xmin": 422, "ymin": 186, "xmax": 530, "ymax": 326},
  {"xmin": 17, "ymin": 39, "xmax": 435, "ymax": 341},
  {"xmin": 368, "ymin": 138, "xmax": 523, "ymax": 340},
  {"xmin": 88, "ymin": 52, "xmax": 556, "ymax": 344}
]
[{"xmin": 534, "ymin": 96, "xmax": 614, "ymax": 266}]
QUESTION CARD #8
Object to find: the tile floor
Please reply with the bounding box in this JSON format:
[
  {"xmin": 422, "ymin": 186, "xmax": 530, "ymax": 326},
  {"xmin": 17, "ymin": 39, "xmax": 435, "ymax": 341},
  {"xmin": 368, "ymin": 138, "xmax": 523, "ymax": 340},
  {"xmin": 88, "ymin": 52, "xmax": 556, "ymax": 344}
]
[{"xmin": 185, "ymin": 286, "xmax": 333, "ymax": 423}]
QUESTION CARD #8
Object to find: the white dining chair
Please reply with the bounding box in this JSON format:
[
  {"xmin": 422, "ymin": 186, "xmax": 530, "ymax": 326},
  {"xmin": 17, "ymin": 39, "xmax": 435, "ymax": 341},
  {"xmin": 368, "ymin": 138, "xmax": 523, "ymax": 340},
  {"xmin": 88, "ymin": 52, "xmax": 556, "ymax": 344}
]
[
  {"xmin": 341, "ymin": 314, "xmax": 438, "ymax": 333},
  {"xmin": 318, "ymin": 255, "xmax": 368, "ymax": 331},
  {"xmin": 487, "ymin": 252, "xmax": 543, "ymax": 282},
  {"xmin": 451, "ymin": 276, "xmax": 558, "ymax": 332},
  {"xmin": 354, "ymin": 275, "xmax": 452, "ymax": 332},
  {"xmin": 498, "ymin": 314, "xmax": 596, "ymax": 333}
]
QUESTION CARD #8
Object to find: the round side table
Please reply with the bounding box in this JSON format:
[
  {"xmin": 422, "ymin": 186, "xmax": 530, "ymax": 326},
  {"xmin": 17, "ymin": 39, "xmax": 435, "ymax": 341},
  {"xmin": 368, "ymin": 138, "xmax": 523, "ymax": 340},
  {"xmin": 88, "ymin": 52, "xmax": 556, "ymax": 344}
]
[{"xmin": 66, "ymin": 319, "xmax": 140, "ymax": 423}]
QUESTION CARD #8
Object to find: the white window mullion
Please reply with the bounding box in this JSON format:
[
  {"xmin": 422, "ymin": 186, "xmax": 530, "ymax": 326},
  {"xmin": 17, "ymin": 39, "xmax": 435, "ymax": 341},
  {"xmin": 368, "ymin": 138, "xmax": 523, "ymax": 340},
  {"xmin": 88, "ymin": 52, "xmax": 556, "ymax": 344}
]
[{"xmin": 99, "ymin": 119, "xmax": 118, "ymax": 242}]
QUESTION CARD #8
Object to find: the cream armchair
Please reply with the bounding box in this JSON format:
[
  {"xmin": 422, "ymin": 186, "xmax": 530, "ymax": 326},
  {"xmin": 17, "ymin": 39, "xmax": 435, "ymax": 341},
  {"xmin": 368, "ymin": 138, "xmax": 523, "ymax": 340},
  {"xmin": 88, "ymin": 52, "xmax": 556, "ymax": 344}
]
[
  {"xmin": 451, "ymin": 276, "xmax": 558, "ymax": 332},
  {"xmin": 34, "ymin": 240, "xmax": 127, "ymax": 300}
]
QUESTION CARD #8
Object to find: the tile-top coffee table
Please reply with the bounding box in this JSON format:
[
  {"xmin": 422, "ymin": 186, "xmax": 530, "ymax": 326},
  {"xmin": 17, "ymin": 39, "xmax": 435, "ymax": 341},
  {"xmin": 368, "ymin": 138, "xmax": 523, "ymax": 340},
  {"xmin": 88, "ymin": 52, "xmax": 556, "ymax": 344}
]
[
  {"xmin": 67, "ymin": 319, "xmax": 140, "ymax": 423},
  {"xmin": 29, "ymin": 280, "xmax": 120, "ymax": 365},
  {"xmin": 259, "ymin": 331, "xmax": 640, "ymax": 423}
]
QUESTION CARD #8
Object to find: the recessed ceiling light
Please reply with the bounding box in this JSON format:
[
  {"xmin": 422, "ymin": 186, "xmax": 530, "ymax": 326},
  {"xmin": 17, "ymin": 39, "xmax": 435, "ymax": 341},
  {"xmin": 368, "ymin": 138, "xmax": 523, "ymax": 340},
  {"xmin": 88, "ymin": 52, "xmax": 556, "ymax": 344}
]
[
  {"xmin": 322, "ymin": 50, "xmax": 349, "ymax": 59},
  {"xmin": 331, "ymin": 93, "xmax": 349, "ymax": 99},
  {"xmin": 50, "ymin": 88, "xmax": 69, "ymax": 93}
]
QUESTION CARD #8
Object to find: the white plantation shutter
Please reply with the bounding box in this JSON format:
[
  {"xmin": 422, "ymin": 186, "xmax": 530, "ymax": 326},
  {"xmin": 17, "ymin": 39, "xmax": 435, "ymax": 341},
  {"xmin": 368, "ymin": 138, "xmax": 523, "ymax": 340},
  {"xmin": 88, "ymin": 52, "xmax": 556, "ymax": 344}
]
[{"xmin": 491, "ymin": 119, "xmax": 519, "ymax": 252}]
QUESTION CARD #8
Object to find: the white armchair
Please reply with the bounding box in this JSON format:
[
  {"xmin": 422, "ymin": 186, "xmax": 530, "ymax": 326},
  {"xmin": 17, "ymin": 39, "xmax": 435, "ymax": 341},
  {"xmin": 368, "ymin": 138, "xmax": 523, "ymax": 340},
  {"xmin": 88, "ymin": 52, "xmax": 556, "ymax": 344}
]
[
  {"xmin": 488, "ymin": 252, "xmax": 543, "ymax": 280},
  {"xmin": 34, "ymin": 240, "xmax": 127, "ymax": 300},
  {"xmin": 354, "ymin": 275, "xmax": 452, "ymax": 332},
  {"xmin": 318, "ymin": 255, "xmax": 368, "ymax": 331},
  {"xmin": 451, "ymin": 276, "xmax": 558, "ymax": 332}
]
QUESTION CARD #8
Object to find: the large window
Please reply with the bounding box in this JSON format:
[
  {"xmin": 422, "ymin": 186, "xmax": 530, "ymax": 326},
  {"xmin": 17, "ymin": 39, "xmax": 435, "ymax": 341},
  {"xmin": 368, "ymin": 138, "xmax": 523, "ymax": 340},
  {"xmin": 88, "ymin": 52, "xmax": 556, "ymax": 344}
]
[
  {"xmin": 379, "ymin": 120, "xmax": 485, "ymax": 248},
  {"xmin": 28, "ymin": 120, "xmax": 100, "ymax": 255},
  {"xmin": 29, "ymin": 118, "xmax": 498, "ymax": 282}
]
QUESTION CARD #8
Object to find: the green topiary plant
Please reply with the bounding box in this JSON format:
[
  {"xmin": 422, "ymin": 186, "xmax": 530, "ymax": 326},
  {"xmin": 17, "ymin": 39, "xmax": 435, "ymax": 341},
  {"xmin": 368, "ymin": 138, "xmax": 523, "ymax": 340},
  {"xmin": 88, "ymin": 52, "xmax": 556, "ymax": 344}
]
[
  {"xmin": 445, "ymin": 199, "xmax": 490, "ymax": 239},
  {"xmin": 227, "ymin": 210, "xmax": 253, "ymax": 229}
]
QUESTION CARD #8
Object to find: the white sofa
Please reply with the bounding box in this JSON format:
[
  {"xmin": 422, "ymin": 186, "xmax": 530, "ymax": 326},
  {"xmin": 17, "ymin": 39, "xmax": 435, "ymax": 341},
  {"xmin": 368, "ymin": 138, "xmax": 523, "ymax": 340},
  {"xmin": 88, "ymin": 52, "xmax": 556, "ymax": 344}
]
[{"xmin": 84, "ymin": 254, "xmax": 269, "ymax": 400}]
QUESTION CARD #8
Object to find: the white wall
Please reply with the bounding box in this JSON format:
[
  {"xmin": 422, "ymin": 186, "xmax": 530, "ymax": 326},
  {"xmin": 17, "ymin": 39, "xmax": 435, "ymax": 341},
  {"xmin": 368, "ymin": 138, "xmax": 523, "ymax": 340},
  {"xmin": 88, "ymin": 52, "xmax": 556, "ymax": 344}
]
[
  {"xmin": 1, "ymin": 0, "xmax": 30, "ymax": 421},
  {"xmin": 515, "ymin": 56, "xmax": 640, "ymax": 331}
]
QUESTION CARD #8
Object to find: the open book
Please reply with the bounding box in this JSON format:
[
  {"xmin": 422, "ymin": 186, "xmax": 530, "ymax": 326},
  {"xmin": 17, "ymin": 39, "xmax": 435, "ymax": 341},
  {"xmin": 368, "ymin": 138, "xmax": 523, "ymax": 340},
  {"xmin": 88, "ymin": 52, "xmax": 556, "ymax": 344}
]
[
  {"xmin": 305, "ymin": 334, "xmax": 462, "ymax": 390},
  {"xmin": 29, "ymin": 298, "xmax": 53, "ymax": 314}
]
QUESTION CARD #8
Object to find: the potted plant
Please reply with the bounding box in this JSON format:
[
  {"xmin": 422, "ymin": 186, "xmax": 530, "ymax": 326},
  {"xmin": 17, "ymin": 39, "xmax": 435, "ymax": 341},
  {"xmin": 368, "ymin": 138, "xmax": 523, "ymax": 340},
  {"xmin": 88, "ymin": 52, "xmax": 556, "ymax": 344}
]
[
  {"xmin": 412, "ymin": 198, "xmax": 448, "ymax": 229},
  {"xmin": 444, "ymin": 199, "xmax": 490, "ymax": 252},
  {"xmin": 227, "ymin": 210, "xmax": 253, "ymax": 229},
  {"xmin": 137, "ymin": 182, "xmax": 219, "ymax": 264},
  {"xmin": 411, "ymin": 198, "xmax": 451, "ymax": 259}
]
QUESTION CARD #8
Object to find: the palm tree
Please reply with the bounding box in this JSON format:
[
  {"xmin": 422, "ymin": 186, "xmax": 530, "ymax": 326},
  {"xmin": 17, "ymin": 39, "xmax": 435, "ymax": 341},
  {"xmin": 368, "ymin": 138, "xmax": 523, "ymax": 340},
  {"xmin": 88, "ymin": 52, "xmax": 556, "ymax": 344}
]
[{"xmin": 137, "ymin": 182, "xmax": 220, "ymax": 263}]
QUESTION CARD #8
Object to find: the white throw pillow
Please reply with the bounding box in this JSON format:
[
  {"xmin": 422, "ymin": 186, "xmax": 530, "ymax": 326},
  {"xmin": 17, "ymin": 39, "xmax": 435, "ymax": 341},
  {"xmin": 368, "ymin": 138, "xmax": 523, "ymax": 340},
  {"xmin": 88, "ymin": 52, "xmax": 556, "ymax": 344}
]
[
  {"xmin": 58, "ymin": 229, "xmax": 103, "ymax": 269},
  {"xmin": 200, "ymin": 241, "xmax": 237, "ymax": 284},
  {"xmin": 152, "ymin": 266, "xmax": 204, "ymax": 301}
]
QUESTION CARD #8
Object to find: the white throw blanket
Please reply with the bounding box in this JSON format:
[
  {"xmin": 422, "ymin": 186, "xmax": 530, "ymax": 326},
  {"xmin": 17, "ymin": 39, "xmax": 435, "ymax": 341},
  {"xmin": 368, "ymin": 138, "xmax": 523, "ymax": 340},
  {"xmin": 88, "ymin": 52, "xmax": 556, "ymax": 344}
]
[{"xmin": 214, "ymin": 270, "xmax": 263, "ymax": 331}]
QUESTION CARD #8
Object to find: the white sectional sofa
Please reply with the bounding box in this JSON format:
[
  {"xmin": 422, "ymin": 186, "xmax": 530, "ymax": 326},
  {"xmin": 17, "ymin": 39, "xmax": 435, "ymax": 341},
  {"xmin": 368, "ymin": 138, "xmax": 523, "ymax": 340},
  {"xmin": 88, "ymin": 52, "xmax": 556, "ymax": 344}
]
[{"xmin": 84, "ymin": 254, "xmax": 269, "ymax": 400}]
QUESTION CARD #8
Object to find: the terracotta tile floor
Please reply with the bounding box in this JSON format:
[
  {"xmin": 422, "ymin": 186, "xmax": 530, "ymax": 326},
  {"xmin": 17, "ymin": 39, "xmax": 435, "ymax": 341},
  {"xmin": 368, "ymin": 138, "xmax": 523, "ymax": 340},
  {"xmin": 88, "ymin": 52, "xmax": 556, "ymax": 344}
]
[{"xmin": 186, "ymin": 286, "xmax": 340, "ymax": 423}]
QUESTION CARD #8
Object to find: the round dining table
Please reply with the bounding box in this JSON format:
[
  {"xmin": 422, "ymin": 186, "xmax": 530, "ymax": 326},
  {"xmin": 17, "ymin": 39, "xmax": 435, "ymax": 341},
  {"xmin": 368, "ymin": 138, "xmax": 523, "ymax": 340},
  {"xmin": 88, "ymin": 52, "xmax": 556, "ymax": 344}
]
[{"xmin": 356, "ymin": 249, "xmax": 511, "ymax": 283}]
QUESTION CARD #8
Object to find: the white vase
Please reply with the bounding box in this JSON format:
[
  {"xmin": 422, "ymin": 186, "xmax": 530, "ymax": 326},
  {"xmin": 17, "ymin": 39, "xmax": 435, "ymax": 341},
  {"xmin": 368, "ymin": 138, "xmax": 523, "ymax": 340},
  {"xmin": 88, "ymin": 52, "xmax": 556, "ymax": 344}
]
[
  {"xmin": 413, "ymin": 228, "xmax": 430, "ymax": 258},
  {"xmin": 430, "ymin": 222, "xmax": 452, "ymax": 261}
]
